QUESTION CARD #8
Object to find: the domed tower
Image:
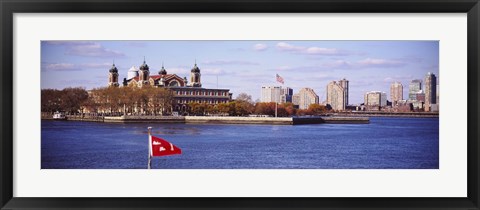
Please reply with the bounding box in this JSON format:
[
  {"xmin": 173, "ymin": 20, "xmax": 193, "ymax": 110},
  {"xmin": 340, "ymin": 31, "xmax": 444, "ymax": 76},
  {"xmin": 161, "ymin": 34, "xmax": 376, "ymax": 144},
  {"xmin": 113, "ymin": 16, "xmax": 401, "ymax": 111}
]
[
  {"xmin": 138, "ymin": 58, "xmax": 150, "ymax": 86},
  {"xmin": 127, "ymin": 66, "xmax": 139, "ymax": 80},
  {"xmin": 159, "ymin": 63, "xmax": 167, "ymax": 76},
  {"xmin": 190, "ymin": 61, "xmax": 201, "ymax": 87},
  {"xmin": 108, "ymin": 63, "xmax": 119, "ymax": 87}
]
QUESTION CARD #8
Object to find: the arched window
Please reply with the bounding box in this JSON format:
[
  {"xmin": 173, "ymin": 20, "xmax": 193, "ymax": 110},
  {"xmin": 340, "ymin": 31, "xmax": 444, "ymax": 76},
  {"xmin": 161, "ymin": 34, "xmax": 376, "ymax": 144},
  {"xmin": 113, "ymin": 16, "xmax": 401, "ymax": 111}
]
[{"xmin": 169, "ymin": 80, "xmax": 179, "ymax": 87}]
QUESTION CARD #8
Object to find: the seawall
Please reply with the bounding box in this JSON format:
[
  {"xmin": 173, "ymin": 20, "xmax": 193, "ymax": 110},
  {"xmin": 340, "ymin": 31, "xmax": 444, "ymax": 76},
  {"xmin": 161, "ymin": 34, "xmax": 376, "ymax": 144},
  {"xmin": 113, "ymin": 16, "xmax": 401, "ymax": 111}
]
[
  {"xmin": 104, "ymin": 115, "xmax": 185, "ymax": 123},
  {"xmin": 42, "ymin": 115, "xmax": 369, "ymax": 125},
  {"xmin": 41, "ymin": 112, "xmax": 370, "ymax": 125},
  {"xmin": 185, "ymin": 116, "xmax": 294, "ymax": 125},
  {"xmin": 335, "ymin": 112, "xmax": 439, "ymax": 118}
]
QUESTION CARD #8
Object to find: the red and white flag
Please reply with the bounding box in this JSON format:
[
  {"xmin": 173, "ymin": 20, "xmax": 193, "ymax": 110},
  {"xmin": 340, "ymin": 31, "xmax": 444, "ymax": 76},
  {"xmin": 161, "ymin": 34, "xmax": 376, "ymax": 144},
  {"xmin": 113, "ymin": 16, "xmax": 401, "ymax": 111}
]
[
  {"xmin": 149, "ymin": 135, "xmax": 182, "ymax": 157},
  {"xmin": 276, "ymin": 74, "xmax": 284, "ymax": 84}
]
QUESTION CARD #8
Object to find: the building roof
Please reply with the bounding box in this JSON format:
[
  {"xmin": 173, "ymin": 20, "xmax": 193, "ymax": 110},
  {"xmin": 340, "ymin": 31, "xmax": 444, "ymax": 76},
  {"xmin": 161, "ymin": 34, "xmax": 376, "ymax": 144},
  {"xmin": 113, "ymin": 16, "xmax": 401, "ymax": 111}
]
[
  {"xmin": 130, "ymin": 74, "xmax": 183, "ymax": 82},
  {"xmin": 128, "ymin": 66, "xmax": 138, "ymax": 72}
]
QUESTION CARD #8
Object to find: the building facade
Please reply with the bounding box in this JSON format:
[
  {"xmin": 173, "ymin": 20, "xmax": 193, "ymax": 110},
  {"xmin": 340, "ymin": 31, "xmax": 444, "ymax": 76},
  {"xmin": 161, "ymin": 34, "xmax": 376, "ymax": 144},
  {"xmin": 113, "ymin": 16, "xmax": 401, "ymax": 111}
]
[
  {"xmin": 424, "ymin": 72, "xmax": 437, "ymax": 111},
  {"xmin": 108, "ymin": 63, "xmax": 119, "ymax": 87},
  {"xmin": 364, "ymin": 91, "xmax": 387, "ymax": 110},
  {"xmin": 261, "ymin": 86, "xmax": 282, "ymax": 103},
  {"xmin": 108, "ymin": 60, "xmax": 232, "ymax": 114},
  {"xmin": 338, "ymin": 78, "xmax": 349, "ymax": 106},
  {"xmin": 408, "ymin": 79, "xmax": 423, "ymax": 101},
  {"xmin": 280, "ymin": 87, "xmax": 293, "ymax": 103},
  {"xmin": 390, "ymin": 82, "xmax": 403, "ymax": 106},
  {"xmin": 326, "ymin": 80, "xmax": 347, "ymax": 111},
  {"xmin": 293, "ymin": 88, "xmax": 319, "ymax": 110}
]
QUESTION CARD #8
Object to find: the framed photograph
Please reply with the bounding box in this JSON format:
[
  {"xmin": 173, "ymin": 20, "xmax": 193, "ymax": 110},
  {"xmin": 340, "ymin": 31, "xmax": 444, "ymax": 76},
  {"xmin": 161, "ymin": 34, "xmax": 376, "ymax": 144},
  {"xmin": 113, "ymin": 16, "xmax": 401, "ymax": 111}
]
[{"xmin": 1, "ymin": 0, "xmax": 479, "ymax": 209}]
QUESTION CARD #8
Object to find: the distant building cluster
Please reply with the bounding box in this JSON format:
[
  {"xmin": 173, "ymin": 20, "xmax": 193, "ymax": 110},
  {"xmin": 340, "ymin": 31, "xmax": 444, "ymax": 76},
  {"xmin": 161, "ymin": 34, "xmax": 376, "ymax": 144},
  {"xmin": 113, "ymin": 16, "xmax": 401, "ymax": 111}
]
[
  {"xmin": 258, "ymin": 72, "xmax": 438, "ymax": 113},
  {"xmin": 260, "ymin": 86, "xmax": 320, "ymax": 110},
  {"xmin": 360, "ymin": 72, "xmax": 438, "ymax": 112}
]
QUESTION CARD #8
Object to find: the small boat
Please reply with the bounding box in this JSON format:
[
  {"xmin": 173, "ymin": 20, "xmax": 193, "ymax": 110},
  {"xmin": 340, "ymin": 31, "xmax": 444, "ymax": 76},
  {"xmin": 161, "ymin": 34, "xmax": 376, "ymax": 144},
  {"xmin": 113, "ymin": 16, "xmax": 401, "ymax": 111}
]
[{"xmin": 52, "ymin": 111, "xmax": 66, "ymax": 120}]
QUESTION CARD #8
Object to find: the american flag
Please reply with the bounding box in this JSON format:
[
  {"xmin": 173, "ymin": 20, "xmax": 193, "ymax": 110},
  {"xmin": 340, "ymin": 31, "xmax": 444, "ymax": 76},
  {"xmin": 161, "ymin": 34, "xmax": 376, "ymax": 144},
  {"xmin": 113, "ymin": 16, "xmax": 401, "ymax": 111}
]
[{"xmin": 276, "ymin": 74, "xmax": 284, "ymax": 84}]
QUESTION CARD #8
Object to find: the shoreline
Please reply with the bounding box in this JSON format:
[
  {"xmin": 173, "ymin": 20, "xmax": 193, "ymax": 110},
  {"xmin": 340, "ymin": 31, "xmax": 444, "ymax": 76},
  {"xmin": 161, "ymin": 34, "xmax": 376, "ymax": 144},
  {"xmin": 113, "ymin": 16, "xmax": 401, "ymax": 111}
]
[
  {"xmin": 333, "ymin": 112, "xmax": 439, "ymax": 118},
  {"xmin": 42, "ymin": 115, "xmax": 370, "ymax": 125}
]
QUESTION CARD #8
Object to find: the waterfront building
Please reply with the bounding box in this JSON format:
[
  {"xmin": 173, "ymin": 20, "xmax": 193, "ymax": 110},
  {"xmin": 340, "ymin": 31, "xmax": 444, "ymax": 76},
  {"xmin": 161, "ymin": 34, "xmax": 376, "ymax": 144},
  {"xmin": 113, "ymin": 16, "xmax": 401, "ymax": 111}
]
[
  {"xmin": 108, "ymin": 60, "xmax": 232, "ymax": 114},
  {"xmin": 393, "ymin": 100, "xmax": 413, "ymax": 112},
  {"xmin": 261, "ymin": 86, "xmax": 282, "ymax": 103},
  {"xmin": 326, "ymin": 80, "xmax": 347, "ymax": 111},
  {"xmin": 424, "ymin": 72, "xmax": 437, "ymax": 111},
  {"xmin": 170, "ymin": 87, "xmax": 231, "ymax": 112},
  {"xmin": 390, "ymin": 82, "xmax": 403, "ymax": 106},
  {"xmin": 408, "ymin": 79, "xmax": 423, "ymax": 101},
  {"xmin": 293, "ymin": 88, "xmax": 319, "ymax": 110},
  {"xmin": 338, "ymin": 78, "xmax": 349, "ymax": 106},
  {"xmin": 364, "ymin": 91, "xmax": 387, "ymax": 110},
  {"xmin": 436, "ymin": 84, "xmax": 439, "ymax": 105}
]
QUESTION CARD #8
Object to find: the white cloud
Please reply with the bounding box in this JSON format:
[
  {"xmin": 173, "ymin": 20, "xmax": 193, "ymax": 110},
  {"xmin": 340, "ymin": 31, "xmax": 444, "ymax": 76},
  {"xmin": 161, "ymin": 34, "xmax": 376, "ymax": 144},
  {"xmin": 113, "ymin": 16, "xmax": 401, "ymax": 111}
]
[
  {"xmin": 42, "ymin": 62, "xmax": 116, "ymax": 72},
  {"xmin": 322, "ymin": 58, "xmax": 408, "ymax": 70},
  {"xmin": 276, "ymin": 42, "xmax": 349, "ymax": 56},
  {"xmin": 253, "ymin": 43, "xmax": 268, "ymax": 51},
  {"xmin": 357, "ymin": 58, "xmax": 406, "ymax": 68},
  {"xmin": 43, "ymin": 63, "xmax": 80, "ymax": 71},
  {"xmin": 44, "ymin": 41, "xmax": 125, "ymax": 57},
  {"xmin": 201, "ymin": 68, "xmax": 226, "ymax": 75},
  {"xmin": 202, "ymin": 60, "xmax": 259, "ymax": 65},
  {"xmin": 165, "ymin": 67, "xmax": 189, "ymax": 75},
  {"xmin": 383, "ymin": 75, "xmax": 414, "ymax": 83},
  {"xmin": 80, "ymin": 62, "xmax": 112, "ymax": 69}
]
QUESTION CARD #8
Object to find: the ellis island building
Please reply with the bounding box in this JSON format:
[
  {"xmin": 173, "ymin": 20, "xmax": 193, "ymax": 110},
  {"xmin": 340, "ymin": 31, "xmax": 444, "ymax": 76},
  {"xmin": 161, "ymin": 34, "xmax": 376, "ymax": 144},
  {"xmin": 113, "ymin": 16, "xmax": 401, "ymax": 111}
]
[{"xmin": 107, "ymin": 60, "xmax": 232, "ymax": 113}]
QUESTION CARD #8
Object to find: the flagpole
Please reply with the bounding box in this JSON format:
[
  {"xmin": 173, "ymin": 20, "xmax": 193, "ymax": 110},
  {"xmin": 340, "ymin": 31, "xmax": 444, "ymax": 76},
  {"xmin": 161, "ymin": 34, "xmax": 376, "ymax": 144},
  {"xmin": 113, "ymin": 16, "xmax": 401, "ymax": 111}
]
[
  {"xmin": 147, "ymin": 126, "xmax": 152, "ymax": 169},
  {"xmin": 275, "ymin": 102, "xmax": 278, "ymax": 118}
]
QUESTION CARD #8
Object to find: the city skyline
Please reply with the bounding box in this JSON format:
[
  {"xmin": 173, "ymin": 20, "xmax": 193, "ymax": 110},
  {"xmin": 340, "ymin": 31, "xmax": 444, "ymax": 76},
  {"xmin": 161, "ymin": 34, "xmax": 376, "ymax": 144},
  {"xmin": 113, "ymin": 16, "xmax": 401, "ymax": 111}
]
[{"xmin": 41, "ymin": 40, "xmax": 439, "ymax": 104}]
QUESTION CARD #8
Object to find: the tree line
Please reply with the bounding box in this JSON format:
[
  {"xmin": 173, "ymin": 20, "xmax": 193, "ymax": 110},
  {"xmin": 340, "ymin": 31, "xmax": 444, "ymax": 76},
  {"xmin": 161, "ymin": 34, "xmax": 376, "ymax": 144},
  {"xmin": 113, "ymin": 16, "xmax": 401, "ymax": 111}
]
[
  {"xmin": 41, "ymin": 86, "xmax": 175, "ymax": 115},
  {"xmin": 41, "ymin": 87, "xmax": 328, "ymax": 116}
]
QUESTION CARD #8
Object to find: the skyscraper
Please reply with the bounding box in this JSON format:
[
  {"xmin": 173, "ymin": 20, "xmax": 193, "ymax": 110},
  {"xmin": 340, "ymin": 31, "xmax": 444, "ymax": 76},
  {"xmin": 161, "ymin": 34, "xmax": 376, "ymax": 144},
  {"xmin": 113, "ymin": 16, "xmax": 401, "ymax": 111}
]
[
  {"xmin": 293, "ymin": 88, "xmax": 319, "ymax": 110},
  {"xmin": 364, "ymin": 91, "xmax": 387, "ymax": 107},
  {"xmin": 338, "ymin": 78, "xmax": 349, "ymax": 106},
  {"xmin": 390, "ymin": 82, "xmax": 403, "ymax": 106},
  {"xmin": 424, "ymin": 72, "xmax": 437, "ymax": 111},
  {"xmin": 280, "ymin": 87, "xmax": 293, "ymax": 103},
  {"xmin": 408, "ymin": 79, "xmax": 422, "ymax": 100},
  {"xmin": 326, "ymin": 78, "xmax": 349, "ymax": 111},
  {"xmin": 261, "ymin": 86, "xmax": 282, "ymax": 103}
]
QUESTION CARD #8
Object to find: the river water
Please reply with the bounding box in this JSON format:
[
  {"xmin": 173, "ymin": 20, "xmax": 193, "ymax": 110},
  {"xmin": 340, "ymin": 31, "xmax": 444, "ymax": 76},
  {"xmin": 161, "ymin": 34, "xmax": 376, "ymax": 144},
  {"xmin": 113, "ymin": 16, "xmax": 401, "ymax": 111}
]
[{"xmin": 41, "ymin": 117, "xmax": 439, "ymax": 169}]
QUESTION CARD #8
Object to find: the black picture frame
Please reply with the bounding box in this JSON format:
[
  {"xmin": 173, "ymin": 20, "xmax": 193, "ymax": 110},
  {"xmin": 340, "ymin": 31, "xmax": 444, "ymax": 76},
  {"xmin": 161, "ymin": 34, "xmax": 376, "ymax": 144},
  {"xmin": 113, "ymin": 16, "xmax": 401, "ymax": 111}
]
[{"xmin": 1, "ymin": 0, "xmax": 479, "ymax": 209}]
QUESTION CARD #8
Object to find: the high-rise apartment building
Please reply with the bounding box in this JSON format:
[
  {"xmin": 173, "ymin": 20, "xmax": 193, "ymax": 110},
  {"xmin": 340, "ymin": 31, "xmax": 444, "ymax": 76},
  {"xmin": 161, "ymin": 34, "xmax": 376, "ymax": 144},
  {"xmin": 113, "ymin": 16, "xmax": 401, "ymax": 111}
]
[
  {"xmin": 364, "ymin": 91, "xmax": 387, "ymax": 107},
  {"xmin": 293, "ymin": 88, "xmax": 319, "ymax": 110},
  {"xmin": 280, "ymin": 87, "xmax": 293, "ymax": 103},
  {"xmin": 261, "ymin": 86, "xmax": 282, "ymax": 103},
  {"xmin": 390, "ymin": 82, "xmax": 403, "ymax": 106},
  {"xmin": 408, "ymin": 79, "xmax": 422, "ymax": 101},
  {"xmin": 424, "ymin": 72, "xmax": 437, "ymax": 111},
  {"xmin": 326, "ymin": 78, "xmax": 349, "ymax": 111},
  {"xmin": 338, "ymin": 78, "xmax": 349, "ymax": 106}
]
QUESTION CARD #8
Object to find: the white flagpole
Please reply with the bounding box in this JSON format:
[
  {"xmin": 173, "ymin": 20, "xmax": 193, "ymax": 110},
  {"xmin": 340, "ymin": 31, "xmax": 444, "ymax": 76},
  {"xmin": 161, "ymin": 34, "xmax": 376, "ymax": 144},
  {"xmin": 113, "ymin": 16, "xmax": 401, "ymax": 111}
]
[
  {"xmin": 275, "ymin": 102, "xmax": 278, "ymax": 118},
  {"xmin": 147, "ymin": 126, "xmax": 152, "ymax": 169}
]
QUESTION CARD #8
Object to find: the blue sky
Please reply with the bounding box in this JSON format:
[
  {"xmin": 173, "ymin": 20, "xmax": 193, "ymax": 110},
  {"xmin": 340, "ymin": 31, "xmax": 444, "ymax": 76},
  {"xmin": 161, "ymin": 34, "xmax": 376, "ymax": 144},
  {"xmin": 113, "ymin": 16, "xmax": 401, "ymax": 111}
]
[{"xmin": 41, "ymin": 41, "xmax": 439, "ymax": 104}]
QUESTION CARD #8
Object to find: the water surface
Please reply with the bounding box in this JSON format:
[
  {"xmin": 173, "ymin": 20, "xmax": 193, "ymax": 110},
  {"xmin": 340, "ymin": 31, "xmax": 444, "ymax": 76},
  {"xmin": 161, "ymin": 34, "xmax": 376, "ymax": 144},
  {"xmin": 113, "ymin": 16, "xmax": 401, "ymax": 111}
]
[{"xmin": 41, "ymin": 117, "xmax": 439, "ymax": 169}]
